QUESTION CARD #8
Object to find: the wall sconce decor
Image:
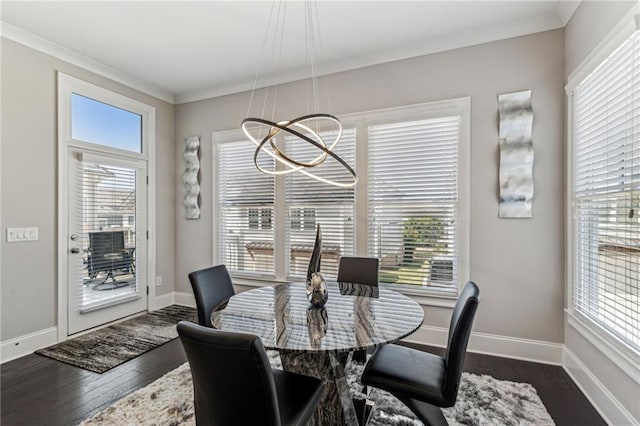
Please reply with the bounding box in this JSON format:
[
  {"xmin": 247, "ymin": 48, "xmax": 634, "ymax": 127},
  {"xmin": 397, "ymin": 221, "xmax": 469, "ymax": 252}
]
[
  {"xmin": 183, "ymin": 136, "xmax": 201, "ymax": 219},
  {"xmin": 498, "ymin": 90, "xmax": 534, "ymax": 218}
]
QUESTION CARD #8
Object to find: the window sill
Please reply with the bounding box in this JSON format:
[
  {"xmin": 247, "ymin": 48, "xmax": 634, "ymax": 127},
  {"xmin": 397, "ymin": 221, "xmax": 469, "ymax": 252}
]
[
  {"xmin": 565, "ymin": 309, "xmax": 640, "ymax": 383},
  {"xmin": 230, "ymin": 275, "xmax": 457, "ymax": 309},
  {"xmin": 79, "ymin": 293, "xmax": 142, "ymax": 314}
]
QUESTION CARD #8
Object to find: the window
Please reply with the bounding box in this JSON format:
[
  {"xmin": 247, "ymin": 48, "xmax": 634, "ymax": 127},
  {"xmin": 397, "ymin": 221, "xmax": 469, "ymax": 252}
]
[
  {"xmin": 71, "ymin": 93, "xmax": 143, "ymax": 153},
  {"xmin": 216, "ymin": 139, "xmax": 275, "ymax": 276},
  {"xmin": 214, "ymin": 98, "xmax": 469, "ymax": 292},
  {"xmin": 290, "ymin": 208, "xmax": 316, "ymax": 231},
  {"xmin": 571, "ymin": 27, "xmax": 640, "ymax": 353},
  {"xmin": 248, "ymin": 208, "xmax": 272, "ymax": 230},
  {"xmin": 368, "ymin": 117, "xmax": 460, "ymax": 289},
  {"xmin": 285, "ymin": 127, "xmax": 356, "ymax": 277}
]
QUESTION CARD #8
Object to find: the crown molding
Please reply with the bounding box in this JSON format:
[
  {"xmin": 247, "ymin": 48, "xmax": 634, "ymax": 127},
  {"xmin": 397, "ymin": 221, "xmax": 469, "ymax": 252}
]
[
  {"xmin": 0, "ymin": 21, "xmax": 175, "ymax": 104},
  {"xmin": 175, "ymin": 11, "xmax": 564, "ymax": 104},
  {"xmin": 556, "ymin": 0, "xmax": 582, "ymax": 26}
]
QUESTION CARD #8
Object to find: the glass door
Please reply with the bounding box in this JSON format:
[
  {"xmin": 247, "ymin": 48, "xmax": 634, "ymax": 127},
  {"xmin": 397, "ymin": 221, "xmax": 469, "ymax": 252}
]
[{"xmin": 67, "ymin": 150, "xmax": 147, "ymax": 334}]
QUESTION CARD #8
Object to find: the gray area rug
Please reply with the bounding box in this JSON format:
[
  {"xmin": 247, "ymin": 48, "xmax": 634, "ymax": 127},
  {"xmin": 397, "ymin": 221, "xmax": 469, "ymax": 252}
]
[
  {"xmin": 36, "ymin": 305, "xmax": 196, "ymax": 373},
  {"xmin": 81, "ymin": 353, "xmax": 555, "ymax": 425}
]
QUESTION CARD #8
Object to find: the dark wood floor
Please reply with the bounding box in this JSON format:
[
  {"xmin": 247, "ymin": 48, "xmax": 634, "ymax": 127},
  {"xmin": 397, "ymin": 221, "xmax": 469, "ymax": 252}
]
[{"xmin": 1, "ymin": 339, "xmax": 604, "ymax": 426}]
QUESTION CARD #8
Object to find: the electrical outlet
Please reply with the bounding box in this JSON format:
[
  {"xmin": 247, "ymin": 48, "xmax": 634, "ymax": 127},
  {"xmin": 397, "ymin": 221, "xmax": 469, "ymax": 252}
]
[{"xmin": 155, "ymin": 276, "xmax": 162, "ymax": 287}]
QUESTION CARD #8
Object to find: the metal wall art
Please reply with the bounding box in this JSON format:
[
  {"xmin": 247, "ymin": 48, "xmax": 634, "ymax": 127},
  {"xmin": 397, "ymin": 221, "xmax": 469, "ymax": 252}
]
[
  {"xmin": 498, "ymin": 90, "xmax": 534, "ymax": 218},
  {"xmin": 183, "ymin": 136, "xmax": 201, "ymax": 219}
]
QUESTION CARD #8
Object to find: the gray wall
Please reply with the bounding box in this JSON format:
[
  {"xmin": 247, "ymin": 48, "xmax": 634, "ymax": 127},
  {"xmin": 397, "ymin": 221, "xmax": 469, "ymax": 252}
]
[
  {"xmin": 563, "ymin": 2, "xmax": 639, "ymax": 424},
  {"xmin": 565, "ymin": 1, "xmax": 637, "ymax": 78},
  {"xmin": 176, "ymin": 29, "xmax": 566, "ymax": 343},
  {"xmin": 1, "ymin": 38, "xmax": 176, "ymax": 341}
]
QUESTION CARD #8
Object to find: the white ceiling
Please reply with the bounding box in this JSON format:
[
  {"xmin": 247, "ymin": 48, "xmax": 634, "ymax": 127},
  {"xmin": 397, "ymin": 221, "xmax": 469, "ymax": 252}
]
[{"xmin": 0, "ymin": 1, "xmax": 579, "ymax": 104}]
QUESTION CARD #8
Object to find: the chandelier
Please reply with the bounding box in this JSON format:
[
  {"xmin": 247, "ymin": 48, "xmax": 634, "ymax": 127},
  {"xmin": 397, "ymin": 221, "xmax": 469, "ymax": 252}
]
[{"xmin": 241, "ymin": 1, "xmax": 357, "ymax": 188}]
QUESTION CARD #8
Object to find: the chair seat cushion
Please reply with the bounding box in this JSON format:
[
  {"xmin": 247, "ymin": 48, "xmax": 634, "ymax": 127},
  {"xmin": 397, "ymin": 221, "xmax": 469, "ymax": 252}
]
[
  {"xmin": 273, "ymin": 369, "xmax": 325, "ymax": 426},
  {"xmin": 361, "ymin": 344, "xmax": 446, "ymax": 406}
]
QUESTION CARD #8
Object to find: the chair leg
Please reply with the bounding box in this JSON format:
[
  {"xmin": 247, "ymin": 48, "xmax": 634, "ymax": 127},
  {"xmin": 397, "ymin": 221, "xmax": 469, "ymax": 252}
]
[
  {"xmin": 352, "ymin": 349, "xmax": 367, "ymax": 363},
  {"xmin": 402, "ymin": 398, "xmax": 449, "ymax": 426},
  {"xmin": 354, "ymin": 389, "xmax": 375, "ymax": 426}
]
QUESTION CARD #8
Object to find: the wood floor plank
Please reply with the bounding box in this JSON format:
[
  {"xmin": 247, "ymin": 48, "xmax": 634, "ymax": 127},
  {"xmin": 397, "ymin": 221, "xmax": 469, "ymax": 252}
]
[{"xmin": 2, "ymin": 338, "xmax": 605, "ymax": 425}]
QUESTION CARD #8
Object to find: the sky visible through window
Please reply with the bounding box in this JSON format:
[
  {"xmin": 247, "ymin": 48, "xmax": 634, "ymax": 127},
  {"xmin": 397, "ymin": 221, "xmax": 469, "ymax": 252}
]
[{"xmin": 71, "ymin": 93, "xmax": 142, "ymax": 153}]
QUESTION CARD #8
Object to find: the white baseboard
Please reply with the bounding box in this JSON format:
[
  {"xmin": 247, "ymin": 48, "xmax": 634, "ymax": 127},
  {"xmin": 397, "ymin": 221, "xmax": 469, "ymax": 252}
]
[
  {"xmin": 2, "ymin": 293, "xmax": 180, "ymax": 363},
  {"xmin": 405, "ymin": 325, "xmax": 564, "ymax": 365},
  {"xmin": 563, "ymin": 347, "xmax": 637, "ymax": 426},
  {"xmin": 0, "ymin": 299, "xmax": 571, "ymax": 372},
  {"xmin": 1, "ymin": 327, "xmax": 58, "ymax": 364},
  {"xmin": 149, "ymin": 291, "xmax": 176, "ymax": 310},
  {"xmin": 174, "ymin": 291, "xmax": 196, "ymax": 307},
  {"xmin": 149, "ymin": 291, "xmax": 196, "ymax": 310}
]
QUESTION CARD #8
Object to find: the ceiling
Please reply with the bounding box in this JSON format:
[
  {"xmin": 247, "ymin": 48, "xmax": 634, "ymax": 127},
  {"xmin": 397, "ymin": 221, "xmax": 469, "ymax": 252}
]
[{"xmin": 0, "ymin": 1, "xmax": 579, "ymax": 104}]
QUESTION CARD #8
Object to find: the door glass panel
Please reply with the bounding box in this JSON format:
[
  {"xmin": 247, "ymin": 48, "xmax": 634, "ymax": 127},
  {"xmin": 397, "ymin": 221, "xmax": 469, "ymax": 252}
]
[
  {"xmin": 71, "ymin": 93, "xmax": 142, "ymax": 153},
  {"xmin": 76, "ymin": 160, "xmax": 138, "ymax": 311}
]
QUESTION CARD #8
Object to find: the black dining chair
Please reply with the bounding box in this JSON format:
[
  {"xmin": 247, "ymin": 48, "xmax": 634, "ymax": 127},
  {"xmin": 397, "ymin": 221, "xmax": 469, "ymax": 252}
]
[
  {"xmin": 337, "ymin": 256, "xmax": 380, "ymax": 363},
  {"xmin": 177, "ymin": 321, "xmax": 325, "ymax": 426},
  {"xmin": 361, "ymin": 281, "xmax": 480, "ymax": 426},
  {"xmin": 337, "ymin": 256, "xmax": 379, "ymax": 286},
  {"xmin": 188, "ymin": 264, "xmax": 235, "ymax": 328}
]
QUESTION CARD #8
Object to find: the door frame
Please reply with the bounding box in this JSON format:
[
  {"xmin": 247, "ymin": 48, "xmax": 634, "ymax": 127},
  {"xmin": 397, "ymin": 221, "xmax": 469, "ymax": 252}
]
[{"xmin": 56, "ymin": 72, "xmax": 157, "ymax": 341}]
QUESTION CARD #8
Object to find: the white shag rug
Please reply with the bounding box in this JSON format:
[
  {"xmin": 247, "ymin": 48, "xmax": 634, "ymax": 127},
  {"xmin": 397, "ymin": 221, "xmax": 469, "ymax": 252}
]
[{"xmin": 81, "ymin": 355, "xmax": 554, "ymax": 426}]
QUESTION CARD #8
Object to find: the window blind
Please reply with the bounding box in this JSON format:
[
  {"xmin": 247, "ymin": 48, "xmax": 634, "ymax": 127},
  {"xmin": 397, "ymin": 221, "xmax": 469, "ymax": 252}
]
[
  {"xmin": 76, "ymin": 160, "xmax": 138, "ymax": 307},
  {"xmin": 368, "ymin": 117, "xmax": 459, "ymax": 288},
  {"xmin": 285, "ymin": 128, "xmax": 356, "ymax": 278},
  {"xmin": 573, "ymin": 29, "xmax": 640, "ymax": 352},
  {"xmin": 217, "ymin": 140, "xmax": 275, "ymax": 276}
]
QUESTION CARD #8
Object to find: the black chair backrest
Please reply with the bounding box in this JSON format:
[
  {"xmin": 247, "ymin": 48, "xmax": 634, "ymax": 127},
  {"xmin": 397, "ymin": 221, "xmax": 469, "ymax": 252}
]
[
  {"xmin": 442, "ymin": 281, "xmax": 480, "ymax": 405},
  {"xmin": 177, "ymin": 321, "xmax": 282, "ymax": 425},
  {"xmin": 337, "ymin": 256, "xmax": 379, "ymax": 286},
  {"xmin": 188, "ymin": 265, "xmax": 235, "ymax": 327}
]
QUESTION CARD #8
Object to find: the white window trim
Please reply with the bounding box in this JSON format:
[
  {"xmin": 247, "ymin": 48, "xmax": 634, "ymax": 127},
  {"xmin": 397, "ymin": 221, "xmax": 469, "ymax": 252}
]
[
  {"xmin": 565, "ymin": 6, "xmax": 640, "ymax": 364},
  {"xmin": 212, "ymin": 97, "xmax": 470, "ymax": 306},
  {"xmin": 56, "ymin": 73, "xmax": 156, "ymax": 341},
  {"xmin": 59, "ymin": 75, "xmax": 152, "ymax": 160}
]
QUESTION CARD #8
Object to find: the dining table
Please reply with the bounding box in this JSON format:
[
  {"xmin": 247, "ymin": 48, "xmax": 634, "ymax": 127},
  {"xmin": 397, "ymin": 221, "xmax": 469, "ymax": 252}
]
[{"xmin": 211, "ymin": 280, "xmax": 424, "ymax": 426}]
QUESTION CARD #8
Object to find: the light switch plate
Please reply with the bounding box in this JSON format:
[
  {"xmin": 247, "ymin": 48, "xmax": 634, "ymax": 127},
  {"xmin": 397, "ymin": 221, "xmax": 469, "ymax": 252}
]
[{"xmin": 6, "ymin": 227, "xmax": 39, "ymax": 242}]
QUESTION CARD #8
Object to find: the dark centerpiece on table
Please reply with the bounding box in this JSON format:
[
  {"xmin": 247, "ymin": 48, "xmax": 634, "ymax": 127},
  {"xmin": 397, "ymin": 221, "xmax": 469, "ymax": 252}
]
[{"xmin": 306, "ymin": 224, "xmax": 328, "ymax": 308}]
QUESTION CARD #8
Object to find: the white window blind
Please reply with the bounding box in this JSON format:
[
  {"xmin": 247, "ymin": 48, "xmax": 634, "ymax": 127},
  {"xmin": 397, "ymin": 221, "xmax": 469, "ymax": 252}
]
[
  {"xmin": 77, "ymin": 160, "xmax": 139, "ymax": 306},
  {"xmin": 214, "ymin": 99, "xmax": 469, "ymax": 293},
  {"xmin": 368, "ymin": 117, "xmax": 459, "ymax": 289},
  {"xmin": 217, "ymin": 140, "xmax": 275, "ymax": 276},
  {"xmin": 573, "ymin": 29, "xmax": 640, "ymax": 353},
  {"xmin": 285, "ymin": 128, "xmax": 356, "ymax": 278}
]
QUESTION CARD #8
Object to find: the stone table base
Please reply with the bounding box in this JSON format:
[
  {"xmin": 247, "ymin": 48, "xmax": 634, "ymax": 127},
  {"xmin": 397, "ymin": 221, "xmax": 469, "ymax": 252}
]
[{"xmin": 280, "ymin": 350, "xmax": 358, "ymax": 426}]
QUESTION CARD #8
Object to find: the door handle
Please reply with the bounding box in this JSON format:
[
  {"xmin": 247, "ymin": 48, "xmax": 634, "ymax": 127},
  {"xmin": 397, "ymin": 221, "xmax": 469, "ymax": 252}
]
[{"xmin": 70, "ymin": 247, "xmax": 80, "ymax": 254}]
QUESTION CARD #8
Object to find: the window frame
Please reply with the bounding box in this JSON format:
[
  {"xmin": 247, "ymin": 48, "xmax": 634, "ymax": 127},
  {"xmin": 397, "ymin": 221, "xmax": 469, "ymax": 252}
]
[
  {"xmin": 62, "ymin": 77, "xmax": 151, "ymax": 161},
  {"xmin": 56, "ymin": 72, "xmax": 156, "ymax": 340},
  {"xmin": 566, "ymin": 9, "xmax": 640, "ymax": 364},
  {"xmin": 212, "ymin": 97, "xmax": 470, "ymax": 301}
]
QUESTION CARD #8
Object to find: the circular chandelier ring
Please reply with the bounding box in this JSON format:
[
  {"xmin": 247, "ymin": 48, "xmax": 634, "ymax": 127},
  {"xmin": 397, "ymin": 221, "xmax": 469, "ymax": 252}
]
[
  {"xmin": 242, "ymin": 119, "xmax": 306, "ymax": 175},
  {"xmin": 243, "ymin": 114, "xmax": 337, "ymax": 172},
  {"xmin": 267, "ymin": 121, "xmax": 329, "ymax": 168},
  {"xmin": 254, "ymin": 119, "xmax": 330, "ymax": 171},
  {"xmin": 242, "ymin": 114, "xmax": 357, "ymax": 187}
]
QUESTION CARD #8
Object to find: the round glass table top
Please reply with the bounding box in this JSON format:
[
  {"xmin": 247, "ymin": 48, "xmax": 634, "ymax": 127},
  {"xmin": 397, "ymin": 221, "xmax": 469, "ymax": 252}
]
[{"xmin": 212, "ymin": 281, "xmax": 424, "ymax": 353}]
